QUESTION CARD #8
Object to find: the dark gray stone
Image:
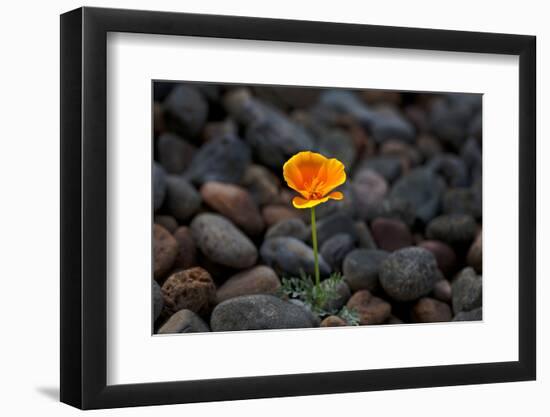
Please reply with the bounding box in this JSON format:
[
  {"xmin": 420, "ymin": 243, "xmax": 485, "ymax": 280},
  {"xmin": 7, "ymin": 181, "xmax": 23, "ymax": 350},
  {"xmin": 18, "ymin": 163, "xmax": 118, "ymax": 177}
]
[
  {"xmin": 379, "ymin": 247, "xmax": 438, "ymax": 302},
  {"xmin": 319, "ymin": 90, "xmax": 415, "ymax": 143},
  {"xmin": 211, "ymin": 295, "xmax": 317, "ymax": 331},
  {"xmin": 260, "ymin": 236, "xmax": 331, "ymax": 278},
  {"xmin": 157, "ymin": 309, "xmax": 210, "ymax": 334},
  {"xmin": 265, "ymin": 218, "xmax": 309, "ymax": 241},
  {"xmin": 165, "ymin": 175, "xmax": 201, "ymax": 222},
  {"xmin": 185, "ymin": 133, "xmax": 251, "ymax": 185},
  {"xmin": 427, "ymin": 154, "xmax": 469, "ymax": 187},
  {"xmin": 452, "ymin": 267, "xmax": 482, "ymax": 314},
  {"xmin": 426, "ymin": 214, "xmax": 478, "ymax": 247},
  {"xmin": 157, "ymin": 132, "xmax": 196, "ymax": 174},
  {"xmin": 389, "ymin": 168, "xmax": 445, "ymax": 224},
  {"xmin": 190, "ymin": 213, "xmax": 258, "ymax": 269},
  {"xmin": 429, "ymin": 94, "xmax": 481, "ymax": 150},
  {"xmin": 245, "ymin": 108, "xmax": 315, "ymax": 169},
  {"xmin": 442, "ymin": 188, "xmax": 482, "ymax": 219},
  {"xmin": 343, "ymin": 249, "xmax": 389, "ymax": 292},
  {"xmin": 153, "ymin": 280, "xmax": 164, "ymax": 321},
  {"xmin": 360, "ymin": 156, "xmax": 402, "ymax": 183},
  {"xmin": 314, "ymin": 128, "xmax": 356, "ymax": 168},
  {"xmin": 153, "ymin": 162, "xmax": 167, "ymax": 211},
  {"xmin": 354, "ymin": 221, "xmax": 378, "ymax": 250},
  {"xmin": 321, "ymin": 280, "xmax": 351, "ymax": 313},
  {"xmin": 320, "ymin": 233, "xmax": 356, "ymax": 272},
  {"xmin": 314, "ymin": 213, "xmax": 357, "ymax": 246},
  {"xmin": 163, "ymin": 85, "xmax": 208, "ymax": 138},
  {"xmin": 453, "ymin": 307, "xmax": 483, "ymax": 321}
]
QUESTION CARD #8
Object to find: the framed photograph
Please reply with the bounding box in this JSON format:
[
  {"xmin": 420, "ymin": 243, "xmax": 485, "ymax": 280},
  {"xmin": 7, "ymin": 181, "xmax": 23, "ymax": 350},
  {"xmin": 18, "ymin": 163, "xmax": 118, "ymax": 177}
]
[{"xmin": 60, "ymin": 6, "xmax": 536, "ymax": 410}]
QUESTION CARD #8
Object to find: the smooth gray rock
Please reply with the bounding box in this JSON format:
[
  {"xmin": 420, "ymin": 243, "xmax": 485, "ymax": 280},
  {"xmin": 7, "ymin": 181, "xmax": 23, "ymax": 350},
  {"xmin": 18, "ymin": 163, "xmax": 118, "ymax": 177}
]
[
  {"xmin": 314, "ymin": 213, "xmax": 357, "ymax": 246},
  {"xmin": 185, "ymin": 133, "xmax": 251, "ymax": 185},
  {"xmin": 163, "ymin": 85, "xmax": 208, "ymax": 138},
  {"xmin": 320, "ymin": 233, "xmax": 355, "ymax": 272},
  {"xmin": 191, "ymin": 213, "xmax": 258, "ymax": 269},
  {"xmin": 157, "ymin": 309, "xmax": 210, "ymax": 334},
  {"xmin": 165, "ymin": 175, "xmax": 201, "ymax": 221},
  {"xmin": 211, "ymin": 295, "xmax": 317, "ymax": 331},
  {"xmin": 260, "ymin": 236, "xmax": 330, "ymax": 278},
  {"xmin": 343, "ymin": 249, "xmax": 389, "ymax": 292},
  {"xmin": 390, "ymin": 168, "xmax": 445, "ymax": 224},
  {"xmin": 265, "ymin": 218, "xmax": 309, "ymax": 241}
]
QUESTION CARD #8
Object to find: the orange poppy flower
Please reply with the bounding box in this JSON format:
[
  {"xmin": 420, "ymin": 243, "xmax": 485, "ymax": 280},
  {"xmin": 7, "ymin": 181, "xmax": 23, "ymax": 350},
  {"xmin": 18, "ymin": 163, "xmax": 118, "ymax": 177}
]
[{"xmin": 283, "ymin": 151, "xmax": 346, "ymax": 209}]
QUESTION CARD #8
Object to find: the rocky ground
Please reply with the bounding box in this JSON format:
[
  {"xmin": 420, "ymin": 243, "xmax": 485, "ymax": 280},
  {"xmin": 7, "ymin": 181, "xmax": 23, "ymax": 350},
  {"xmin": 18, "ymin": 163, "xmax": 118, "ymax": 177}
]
[{"xmin": 152, "ymin": 82, "xmax": 483, "ymax": 334}]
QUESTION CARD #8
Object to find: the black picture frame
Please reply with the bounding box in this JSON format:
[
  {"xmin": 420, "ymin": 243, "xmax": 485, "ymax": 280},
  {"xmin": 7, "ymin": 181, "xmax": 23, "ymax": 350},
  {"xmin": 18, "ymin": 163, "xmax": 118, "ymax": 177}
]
[{"xmin": 60, "ymin": 6, "xmax": 536, "ymax": 410}]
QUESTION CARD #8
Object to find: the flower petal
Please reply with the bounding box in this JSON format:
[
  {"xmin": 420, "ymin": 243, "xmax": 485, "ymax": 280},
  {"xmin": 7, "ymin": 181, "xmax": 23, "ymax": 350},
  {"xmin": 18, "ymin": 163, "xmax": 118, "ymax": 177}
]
[
  {"xmin": 327, "ymin": 191, "xmax": 344, "ymax": 201},
  {"xmin": 283, "ymin": 151, "xmax": 327, "ymax": 194},
  {"xmin": 316, "ymin": 158, "xmax": 346, "ymax": 196},
  {"xmin": 292, "ymin": 195, "xmax": 331, "ymax": 209}
]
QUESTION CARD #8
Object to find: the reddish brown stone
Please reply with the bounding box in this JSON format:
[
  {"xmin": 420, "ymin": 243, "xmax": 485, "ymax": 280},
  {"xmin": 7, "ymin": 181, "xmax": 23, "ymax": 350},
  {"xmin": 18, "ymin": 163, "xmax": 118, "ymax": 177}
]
[
  {"xmin": 161, "ymin": 267, "xmax": 216, "ymax": 315},
  {"xmin": 418, "ymin": 240, "xmax": 457, "ymax": 277},
  {"xmin": 262, "ymin": 205, "xmax": 300, "ymax": 227},
  {"xmin": 346, "ymin": 290, "xmax": 391, "ymax": 325},
  {"xmin": 386, "ymin": 315, "xmax": 404, "ymax": 325},
  {"xmin": 371, "ymin": 217, "xmax": 412, "ymax": 252},
  {"xmin": 154, "ymin": 215, "xmax": 178, "ymax": 233},
  {"xmin": 173, "ymin": 226, "xmax": 197, "ymax": 270},
  {"xmin": 216, "ymin": 266, "xmax": 281, "ymax": 303},
  {"xmin": 467, "ymin": 230, "xmax": 482, "ymax": 273},
  {"xmin": 412, "ymin": 297, "xmax": 452, "ymax": 323},
  {"xmin": 153, "ymin": 224, "xmax": 178, "ymax": 281},
  {"xmin": 200, "ymin": 181, "xmax": 264, "ymax": 235},
  {"xmin": 433, "ymin": 279, "xmax": 452, "ymax": 304},
  {"xmin": 320, "ymin": 316, "xmax": 348, "ymax": 327}
]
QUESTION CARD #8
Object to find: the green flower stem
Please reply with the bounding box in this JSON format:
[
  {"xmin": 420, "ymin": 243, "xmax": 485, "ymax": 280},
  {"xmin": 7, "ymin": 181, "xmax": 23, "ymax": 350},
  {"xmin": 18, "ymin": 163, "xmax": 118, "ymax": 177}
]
[{"xmin": 310, "ymin": 206, "xmax": 320, "ymax": 289}]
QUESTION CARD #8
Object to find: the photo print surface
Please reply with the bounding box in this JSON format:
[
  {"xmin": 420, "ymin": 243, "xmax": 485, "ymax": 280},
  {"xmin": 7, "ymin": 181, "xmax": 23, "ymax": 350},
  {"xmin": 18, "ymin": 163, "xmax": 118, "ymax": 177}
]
[{"xmin": 152, "ymin": 82, "xmax": 482, "ymax": 335}]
